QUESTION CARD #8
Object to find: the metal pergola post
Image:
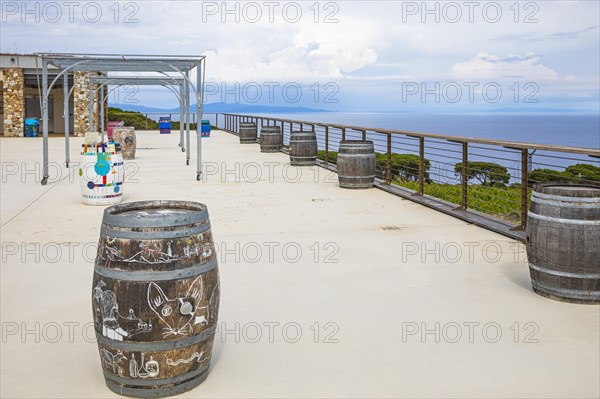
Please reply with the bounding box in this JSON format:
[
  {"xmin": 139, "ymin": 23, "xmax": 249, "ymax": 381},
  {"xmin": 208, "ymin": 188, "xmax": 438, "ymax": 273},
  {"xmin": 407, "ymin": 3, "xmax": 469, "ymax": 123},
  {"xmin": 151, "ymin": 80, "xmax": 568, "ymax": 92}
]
[
  {"xmin": 196, "ymin": 58, "xmax": 204, "ymax": 180},
  {"xmin": 185, "ymin": 70, "xmax": 191, "ymax": 166},
  {"xmin": 63, "ymin": 74, "xmax": 70, "ymax": 167},
  {"xmin": 41, "ymin": 60, "xmax": 49, "ymax": 185},
  {"xmin": 179, "ymin": 83, "xmax": 185, "ymax": 152},
  {"xmin": 100, "ymin": 85, "xmax": 105, "ymax": 141},
  {"xmin": 88, "ymin": 76, "xmax": 94, "ymax": 133}
]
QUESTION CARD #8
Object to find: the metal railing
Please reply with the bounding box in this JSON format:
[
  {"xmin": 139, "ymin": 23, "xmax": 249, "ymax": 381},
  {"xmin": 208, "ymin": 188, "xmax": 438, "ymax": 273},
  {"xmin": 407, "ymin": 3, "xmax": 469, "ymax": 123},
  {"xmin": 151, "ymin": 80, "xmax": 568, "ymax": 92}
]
[
  {"xmin": 138, "ymin": 112, "xmax": 219, "ymax": 128},
  {"xmin": 216, "ymin": 113, "xmax": 600, "ymax": 237}
]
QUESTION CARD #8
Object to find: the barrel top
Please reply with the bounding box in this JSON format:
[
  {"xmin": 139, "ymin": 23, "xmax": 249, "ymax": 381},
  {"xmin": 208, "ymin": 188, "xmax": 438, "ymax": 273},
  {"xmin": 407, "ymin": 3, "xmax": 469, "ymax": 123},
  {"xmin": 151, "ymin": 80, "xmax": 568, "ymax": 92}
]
[
  {"xmin": 340, "ymin": 140, "xmax": 374, "ymax": 147},
  {"xmin": 103, "ymin": 200, "xmax": 208, "ymax": 228},
  {"xmin": 535, "ymin": 182, "xmax": 600, "ymax": 198},
  {"xmin": 291, "ymin": 130, "xmax": 317, "ymax": 137}
]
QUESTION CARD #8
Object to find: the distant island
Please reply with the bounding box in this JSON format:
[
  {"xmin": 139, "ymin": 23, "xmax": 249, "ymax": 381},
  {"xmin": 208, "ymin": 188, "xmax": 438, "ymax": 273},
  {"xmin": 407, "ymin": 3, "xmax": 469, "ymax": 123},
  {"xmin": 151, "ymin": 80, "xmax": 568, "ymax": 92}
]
[{"xmin": 111, "ymin": 102, "xmax": 334, "ymax": 114}]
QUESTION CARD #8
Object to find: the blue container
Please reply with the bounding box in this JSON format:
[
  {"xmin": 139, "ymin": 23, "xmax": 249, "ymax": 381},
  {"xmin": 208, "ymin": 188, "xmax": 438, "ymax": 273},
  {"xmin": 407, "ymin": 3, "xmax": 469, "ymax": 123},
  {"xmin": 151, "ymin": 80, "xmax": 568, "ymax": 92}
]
[
  {"xmin": 201, "ymin": 119, "xmax": 211, "ymax": 137},
  {"xmin": 158, "ymin": 116, "xmax": 171, "ymax": 134},
  {"xmin": 24, "ymin": 118, "xmax": 39, "ymax": 137}
]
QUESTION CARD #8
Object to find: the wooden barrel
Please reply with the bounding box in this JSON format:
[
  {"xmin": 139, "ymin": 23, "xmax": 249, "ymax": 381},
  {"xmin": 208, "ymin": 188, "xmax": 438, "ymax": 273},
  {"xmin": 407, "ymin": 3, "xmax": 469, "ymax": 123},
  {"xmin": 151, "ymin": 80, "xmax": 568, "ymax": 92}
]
[
  {"xmin": 239, "ymin": 122, "xmax": 257, "ymax": 144},
  {"xmin": 526, "ymin": 182, "xmax": 600, "ymax": 304},
  {"xmin": 93, "ymin": 200, "xmax": 220, "ymax": 397},
  {"xmin": 79, "ymin": 141, "xmax": 125, "ymax": 206},
  {"xmin": 113, "ymin": 127, "xmax": 136, "ymax": 159},
  {"xmin": 289, "ymin": 131, "xmax": 317, "ymax": 166},
  {"xmin": 259, "ymin": 126, "xmax": 282, "ymax": 153},
  {"xmin": 337, "ymin": 140, "xmax": 376, "ymax": 189}
]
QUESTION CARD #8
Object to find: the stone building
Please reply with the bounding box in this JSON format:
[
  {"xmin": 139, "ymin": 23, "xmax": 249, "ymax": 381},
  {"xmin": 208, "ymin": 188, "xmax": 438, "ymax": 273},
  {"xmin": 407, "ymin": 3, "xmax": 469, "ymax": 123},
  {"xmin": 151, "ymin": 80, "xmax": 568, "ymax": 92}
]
[{"xmin": 0, "ymin": 54, "xmax": 103, "ymax": 137}]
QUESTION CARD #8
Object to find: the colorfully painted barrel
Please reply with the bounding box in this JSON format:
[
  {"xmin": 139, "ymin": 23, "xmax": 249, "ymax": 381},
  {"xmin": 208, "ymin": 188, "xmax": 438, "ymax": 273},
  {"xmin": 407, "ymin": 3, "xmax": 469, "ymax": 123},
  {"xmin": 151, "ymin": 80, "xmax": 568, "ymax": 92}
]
[
  {"xmin": 337, "ymin": 140, "xmax": 376, "ymax": 189},
  {"xmin": 108, "ymin": 121, "xmax": 124, "ymax": 141},
  {"xmin": 259, "ymin": 126, "xmax": 282, "ymax": 153},
  {"xmin": 239, "ymin": 122, "xmax": 257, "ymax": 144},
  {"xmin": 79, "ymin": 142, "xmax": 125, "ymax": 206},
  {"xmin": 289, "ymin": 131, "xmax": 317, "ymax": 166},
  {"xmin": 93, "ymin": 200, "xmax": 220, "ymax": 398},
  {"xmin": 112, "ymin": 127, "xmax": 137, "ymax": 160},
  {"xmin": 526, "ymin": 183, "xmax": 600, "ymax": 304}
]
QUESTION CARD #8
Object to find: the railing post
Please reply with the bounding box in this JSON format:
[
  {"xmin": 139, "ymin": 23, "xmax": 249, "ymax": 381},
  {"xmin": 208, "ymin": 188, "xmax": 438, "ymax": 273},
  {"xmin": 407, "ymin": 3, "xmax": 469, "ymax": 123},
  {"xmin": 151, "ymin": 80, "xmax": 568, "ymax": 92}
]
[
  {"xmin": 520, "ymin": 148, "xmax": 529, "ymax": 229},
  {"xmin": 362, "ymin": 130, "xmax": 366, "ymax": 141},
  {"xmin": 419, "ymin": 137, "xmax": 425, "ymax": 195},
  {"xmin": 386, "ymin": 133, "xmax": 392, "ymax": 184},
  {"xmin": 461, "ymin": 142, "xmax": 468, "ymax": 211},
  {"xmin": 342, "ymin": 127, "xmax": 346, "ymax": 141},
  {"xmin": 145, "ymin": 114, "xmax": 148, "ymax": 130},
  {"xmin": 325, "ymin": 126, "xmax": 329, "ymax": 164}
]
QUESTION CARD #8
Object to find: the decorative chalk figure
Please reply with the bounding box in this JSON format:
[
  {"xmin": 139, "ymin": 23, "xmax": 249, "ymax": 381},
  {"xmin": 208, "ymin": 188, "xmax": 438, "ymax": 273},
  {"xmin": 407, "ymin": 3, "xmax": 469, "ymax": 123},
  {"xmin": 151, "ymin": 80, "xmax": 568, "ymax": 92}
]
[
  {"xmin": 148, "ymin": 276, "xmax": 209, "ymax": 337},
  {"xmin": 145, "ymin": 356, "xmax": 160, "ymax": 378},
  {"xmin": 101, "ymin": 348, "xmax": 127, "ymax": 374},
  {"xmin": 93, "ymin": 281, "xmax": 152, "ymax": 340},
  {"xmin": 129, "ymin": 354, "xmax": 138, "ymax": 378}
]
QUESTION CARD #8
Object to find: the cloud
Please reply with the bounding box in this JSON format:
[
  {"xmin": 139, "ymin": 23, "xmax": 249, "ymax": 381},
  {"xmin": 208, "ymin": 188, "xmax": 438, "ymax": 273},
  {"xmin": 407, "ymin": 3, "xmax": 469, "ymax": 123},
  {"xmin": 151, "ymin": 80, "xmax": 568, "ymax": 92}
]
[
  {"xmin": 200, "ymin": 16, "xmax": 380, "ymax": 83},
  {"xmin": 450, "ymin": 53, "xmax": 559, "ymax": 81},
  {"xmin": 492, "ymin": 26, "xmax": 599, "ymax": 42}
]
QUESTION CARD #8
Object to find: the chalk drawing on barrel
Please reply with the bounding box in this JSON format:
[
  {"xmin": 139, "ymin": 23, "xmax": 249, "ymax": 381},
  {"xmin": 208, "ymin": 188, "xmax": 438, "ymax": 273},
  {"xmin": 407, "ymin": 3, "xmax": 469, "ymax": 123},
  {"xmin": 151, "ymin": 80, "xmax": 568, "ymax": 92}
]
[
  {"xmin": 166, "ymin": 351, "xmax": 210, "ymax": 367},
  {"xmin": 129, "ymin": 353, "xmax": 160, "ymax": 378},
  {"xmin": 93, "ymin": 281, "xmax": 152, "ymax": 341},
  {"xmin": 100, "ymin": 348, "xmax": 128, "ymax": 374},
  {"xmin": 148, "ymin": 276, "xmax": 212, "ymax": 338}
]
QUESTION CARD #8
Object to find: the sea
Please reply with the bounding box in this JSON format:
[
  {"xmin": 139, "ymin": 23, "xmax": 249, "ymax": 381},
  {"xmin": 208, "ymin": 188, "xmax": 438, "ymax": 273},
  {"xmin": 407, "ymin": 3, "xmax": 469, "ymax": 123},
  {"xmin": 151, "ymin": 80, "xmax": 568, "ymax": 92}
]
[{"xmin": 240, "ymin": 112, "xmax": 600, "ymax": 149}]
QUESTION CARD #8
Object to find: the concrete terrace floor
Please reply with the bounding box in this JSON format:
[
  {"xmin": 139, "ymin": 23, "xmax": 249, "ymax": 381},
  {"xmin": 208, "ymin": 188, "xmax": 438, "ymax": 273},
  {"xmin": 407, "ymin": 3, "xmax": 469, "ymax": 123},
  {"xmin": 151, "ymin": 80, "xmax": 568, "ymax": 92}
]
[{"xmin": 1, "ymin": 130, "xmax": 599, "ymax": 398}]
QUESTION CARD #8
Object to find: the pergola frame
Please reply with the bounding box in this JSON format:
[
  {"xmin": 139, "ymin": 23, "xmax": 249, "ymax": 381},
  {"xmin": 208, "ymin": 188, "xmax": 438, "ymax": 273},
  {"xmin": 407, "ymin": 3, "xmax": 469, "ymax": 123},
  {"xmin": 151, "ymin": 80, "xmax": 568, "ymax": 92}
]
[
  {"xmin": 89, "ymin": 76, "xmax": 189, "ymax": 166},
  {"xmin": 35, "ymin": 53, "xmax": 206, "ymax": 184}
]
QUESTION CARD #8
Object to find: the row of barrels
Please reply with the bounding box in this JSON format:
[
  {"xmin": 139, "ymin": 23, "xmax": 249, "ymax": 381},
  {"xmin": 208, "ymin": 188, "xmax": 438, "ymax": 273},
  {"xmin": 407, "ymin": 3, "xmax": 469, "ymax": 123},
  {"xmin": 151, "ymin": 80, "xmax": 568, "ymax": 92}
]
[
  {"xmin": 239, "ymin": 121, "xmax": 599, "ymax": 305},
  {"xmin": 238, "ymin": 122, "xmax": 376, "ymax": 189}
]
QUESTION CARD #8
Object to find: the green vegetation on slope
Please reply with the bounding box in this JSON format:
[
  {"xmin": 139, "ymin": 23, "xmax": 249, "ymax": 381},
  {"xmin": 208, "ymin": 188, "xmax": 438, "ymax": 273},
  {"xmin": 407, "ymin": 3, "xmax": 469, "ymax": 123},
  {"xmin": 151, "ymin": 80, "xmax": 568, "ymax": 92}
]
[
  {"xmin": 318, "ymin": 150, "xmax": 599, "ymax": 223},
  {"xmin": 108, "ymin": 107, "xmax": 158, "ymax": 130}
]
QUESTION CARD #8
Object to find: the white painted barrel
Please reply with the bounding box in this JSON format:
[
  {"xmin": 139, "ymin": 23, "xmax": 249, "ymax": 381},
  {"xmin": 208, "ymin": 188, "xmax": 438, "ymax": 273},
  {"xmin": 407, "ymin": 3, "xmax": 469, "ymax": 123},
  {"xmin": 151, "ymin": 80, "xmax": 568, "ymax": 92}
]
[{"xmin": 79, "ymin": 142, "xmax": 125, "ymax": 206}]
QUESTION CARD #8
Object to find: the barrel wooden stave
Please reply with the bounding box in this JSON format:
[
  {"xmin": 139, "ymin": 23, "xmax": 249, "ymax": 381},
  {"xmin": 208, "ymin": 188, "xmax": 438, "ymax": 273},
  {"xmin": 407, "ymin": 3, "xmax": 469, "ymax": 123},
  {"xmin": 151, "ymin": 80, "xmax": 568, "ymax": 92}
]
[
  {"xmin": 259, "ymin": 126, "xmax": 282, "ymax": 153},
  {"xmin": 337, "ymin": 140, "xmax": 376, "ymax": 189},
  {"xmin": 289, "ymin": 131, "xmax": 317, "ymax": 166},
  {"xmin": 526, "ymin": 183, "xmax": 600, "ymax": 304},
  {"xmin": 239, "ymin": 122, "xmax": 257, "ymax": 144},
  {"xmin": 93, "ymin": 200, "xmax": 220, "ymax": 397},
  {"xmin": 113, "ymin": 127, "xmax": 137, "ymax": 160}
]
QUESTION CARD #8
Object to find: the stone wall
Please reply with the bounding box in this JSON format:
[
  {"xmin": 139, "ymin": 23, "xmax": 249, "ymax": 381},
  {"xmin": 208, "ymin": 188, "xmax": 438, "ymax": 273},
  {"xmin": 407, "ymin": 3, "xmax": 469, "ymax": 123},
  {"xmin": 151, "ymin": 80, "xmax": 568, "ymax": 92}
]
[
  {"xmin": 2, "ymin": 68, "xmax": 24, "ymax": 137},
  {"xmin": 73, "ymin": 71, "xmax": 102, "ymax": 137}
]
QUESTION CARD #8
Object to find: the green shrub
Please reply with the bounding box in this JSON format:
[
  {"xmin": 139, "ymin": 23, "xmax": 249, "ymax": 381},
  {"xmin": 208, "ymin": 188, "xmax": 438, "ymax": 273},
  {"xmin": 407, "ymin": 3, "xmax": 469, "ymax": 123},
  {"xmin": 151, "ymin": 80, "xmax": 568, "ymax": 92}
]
[
  {"xmin": 375, "ymin": 153, "xmax": 431, "ymax": 182},
  {"xmin": 564, "ymin": 163, "xmax": 600, "ymax": 182},
  {"xmin": 317, "ymin": 150, "xmax": 337, "ymax": 164},
  {"xmin": 528, "ymin": 168, "xmax": 576, "ymax": 186},
  {"xmin": 455, "ymin": 161, "xmax": 510, "ymax": 186},
  {"xmin": 108, "ymin": 107, "xmax": 158, "ymax": 130}
]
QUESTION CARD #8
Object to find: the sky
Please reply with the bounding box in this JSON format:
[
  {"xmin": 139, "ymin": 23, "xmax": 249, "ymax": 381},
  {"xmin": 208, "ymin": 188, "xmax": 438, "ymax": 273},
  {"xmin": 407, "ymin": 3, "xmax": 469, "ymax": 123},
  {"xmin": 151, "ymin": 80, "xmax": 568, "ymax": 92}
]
[{"xmin": 1, "ymin": 0, "xmax": 599, "ymax": 112}]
